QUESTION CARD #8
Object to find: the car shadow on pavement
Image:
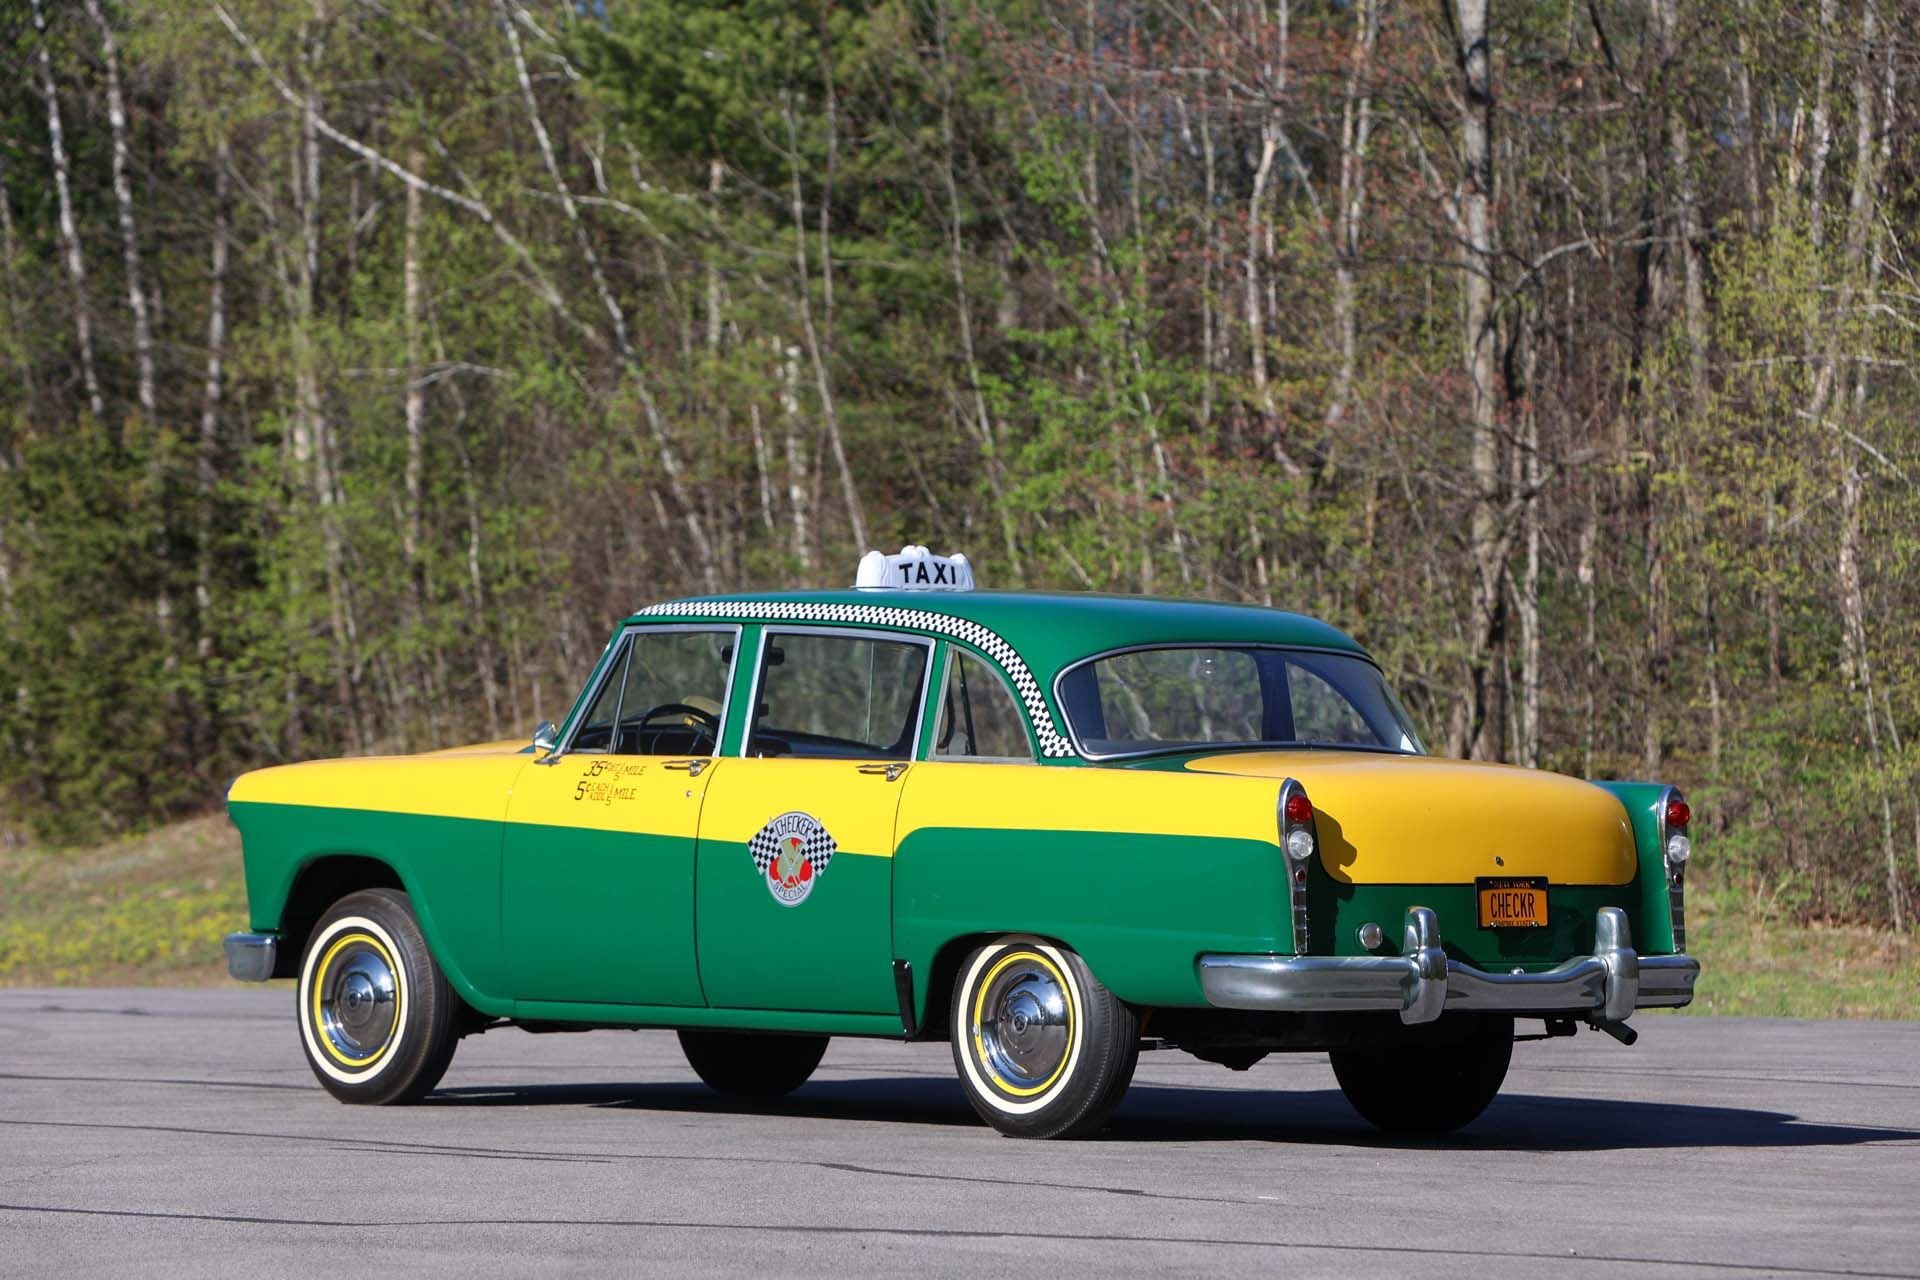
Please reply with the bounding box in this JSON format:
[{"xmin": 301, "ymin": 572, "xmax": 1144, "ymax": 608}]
[
  {"xmin": 425, "ymin": 1077, "xmax": 1920, "ymax": 1150},
  {"xmin": 1109, "ymin": 1086, "xmax": 1920, "ymax": 1150}
]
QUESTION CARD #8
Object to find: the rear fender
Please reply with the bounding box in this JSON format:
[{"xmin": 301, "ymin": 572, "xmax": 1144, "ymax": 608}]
[
  {"xmin": 891, "ymin": 764, "xmax": 1289, "ymax": 1020},
  {"xmin": 1587, "ymin": 781, "xmax": 1680, "ymax": 955}
]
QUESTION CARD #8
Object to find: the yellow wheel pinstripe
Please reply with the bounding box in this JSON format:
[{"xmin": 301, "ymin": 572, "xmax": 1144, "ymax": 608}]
[
  {"xmin": 975, "ymin": 951, "xmax": 1082, "ymax": 1105},
  {"xmin": 308, "ymin": 930, "xmax": 403, "ymax": 1068}
]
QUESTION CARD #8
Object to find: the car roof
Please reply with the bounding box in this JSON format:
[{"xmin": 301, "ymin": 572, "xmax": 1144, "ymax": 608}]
[{"xmin": 625, "ymin": 589, "xmax": 1369, "ymax": 678}]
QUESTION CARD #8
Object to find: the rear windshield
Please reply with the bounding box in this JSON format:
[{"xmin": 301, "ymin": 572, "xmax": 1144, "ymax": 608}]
[{"xmin": 1056, "ymin": 647, "xmax": 1425, "ymax": 758}]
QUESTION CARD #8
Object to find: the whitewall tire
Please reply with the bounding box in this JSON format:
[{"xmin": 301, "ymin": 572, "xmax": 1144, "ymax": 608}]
[
  {"xmin": 950, "ymin": 937, "xmax": 1138, "ymax": 1138},
  {"xmin": 296, "ymin": 888, "xmax": 459, "ymax": 1104}
]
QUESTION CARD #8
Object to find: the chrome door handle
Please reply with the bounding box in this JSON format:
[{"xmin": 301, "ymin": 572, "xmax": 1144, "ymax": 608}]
[
  {"xmin": 663, "ymin": 759, "xmax": 710, "ymax": 777},
  {"xmin": 857, "ymin": 763, "xmax": 908, "ymax": 782}
]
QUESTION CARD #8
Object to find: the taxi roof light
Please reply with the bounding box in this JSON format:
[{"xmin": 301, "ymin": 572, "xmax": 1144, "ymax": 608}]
[{"xmin": 855, "ymin": 545, "xmax": 975, "ymax": 591}]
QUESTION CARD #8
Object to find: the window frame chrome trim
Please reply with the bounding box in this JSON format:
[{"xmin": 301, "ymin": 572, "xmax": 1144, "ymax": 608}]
[
  {"xmin": 734, "ymin": 623, "xmax": 938, "ymax": 761},
  {"xmin": 1050, "ymin": 641, "xmax": 1421, "ymax": 762},
  {"xmin": 549, "ymin": 621, "xmax": 743, "ymax": 762}
]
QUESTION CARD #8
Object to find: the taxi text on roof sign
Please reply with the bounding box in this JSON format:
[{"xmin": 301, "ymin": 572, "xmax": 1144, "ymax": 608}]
[{"xmin": 855, "ymin": 545, "xmax": 975, "ymax": 591}]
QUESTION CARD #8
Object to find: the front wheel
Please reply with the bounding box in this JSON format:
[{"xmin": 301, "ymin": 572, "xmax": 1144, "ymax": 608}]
[
  {"xmin": 296, "ymin": 888, "xmax": 460, "ymax": 1104},
  {"xmin": 951, "ymin": 938, "xmax": 1138, "ymax": 1139},
  {"xmin": 1330, "ymin": 1014, "xmax": 1513, "ymax": 1134}
]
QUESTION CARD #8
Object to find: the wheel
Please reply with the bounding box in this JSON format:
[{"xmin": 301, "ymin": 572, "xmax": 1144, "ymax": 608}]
[
  {"xmin": 1330, "ymin": 1014, "xmax": 1513, "ymax": 1134},
  {"xmin": 950, "ymin": 938, "xmax": 1139, "ymax": 1139},
  {"xmin": 678, "ymin": 1030, "xmax": 828, "ymax": 1097},
  {"xmin": 296, "ymin": 887, "xmax": 460, "ymax": 1104}
]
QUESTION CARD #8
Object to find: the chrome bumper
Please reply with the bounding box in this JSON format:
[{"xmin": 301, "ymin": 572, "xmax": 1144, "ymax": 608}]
[
  {"xmin": 1198, "ymin": 906, "xmax": 1699, "ymax": 1026},
  {"xmin": 223, "ymin": 932, "xmax": 278, "ymax": 982}
]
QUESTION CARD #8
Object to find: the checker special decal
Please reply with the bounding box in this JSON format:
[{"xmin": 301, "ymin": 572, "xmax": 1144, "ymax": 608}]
[
  {"xmin": 749, "ymin": 811, "xmax": 837, "ymax": 907},
  {"xmin": 634, "ymin": 600, "xmax": 1075, "ymax": 757}
]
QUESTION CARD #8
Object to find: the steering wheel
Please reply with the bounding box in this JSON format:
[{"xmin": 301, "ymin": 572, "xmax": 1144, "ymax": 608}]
[{"xmin": 631, "ymin": 701, "xmax": 721, "ymax": 752}]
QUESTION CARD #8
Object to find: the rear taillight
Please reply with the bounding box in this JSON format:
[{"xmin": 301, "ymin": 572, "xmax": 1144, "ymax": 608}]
[
  {"xmin": 1663, "ymin": 793, "xmax": 1691, "ymax": 866},
  {"xmin": 1284, "ymin": 792, "xmax": 1314, "ymax": 828},
  {"xmin": 1659, "ymin": 787, "xmax": 1691, "ymax": 952},
  {"xmin": 1279, "ymin": 779, "xmax": 1314, "ymax": 954}
]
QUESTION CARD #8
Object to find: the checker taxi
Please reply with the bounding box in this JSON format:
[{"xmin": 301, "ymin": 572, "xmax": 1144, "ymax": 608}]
[{"xmin": 224, "ymin": 547, "xmax": 1700, "ymax": 1137}]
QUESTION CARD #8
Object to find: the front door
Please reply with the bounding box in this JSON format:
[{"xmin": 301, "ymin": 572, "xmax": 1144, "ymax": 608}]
[
  {"xmin": 695, "ymin": 627, "xmax": 932, "ymax": 1013},
  {"xmin": 503, "ymin": 624, "xmax": 737, "ymax": 1006}
]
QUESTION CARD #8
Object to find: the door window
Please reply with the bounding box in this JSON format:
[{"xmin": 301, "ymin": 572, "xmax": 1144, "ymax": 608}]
[
  {"xmin": 932, "ymin": 649, "xmax": 1033, "ymax": 760},
  {"xmin": 568, "ymin": 628, "xmax": 733, "ymax": 755},
  {"xmin": 747, "ymin": 631, "xmax": 929, "ymax": 759}
]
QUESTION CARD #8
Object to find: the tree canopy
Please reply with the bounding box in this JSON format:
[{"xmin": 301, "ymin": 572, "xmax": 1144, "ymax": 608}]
[{"xmin": 1, "ymin": 0, "xmax": 1916, "ymax": 926}]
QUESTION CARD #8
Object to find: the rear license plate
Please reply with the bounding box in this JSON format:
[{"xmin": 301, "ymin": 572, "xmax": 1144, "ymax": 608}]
[{"xmin": 1478, "ymin": 877, "xmax": 1549, "ymax": 928}]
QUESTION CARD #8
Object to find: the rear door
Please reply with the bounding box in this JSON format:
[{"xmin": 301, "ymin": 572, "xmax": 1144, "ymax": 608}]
[{"xmin": 694, "ymin": 626, "xmax": 932, "ymax": 1013}]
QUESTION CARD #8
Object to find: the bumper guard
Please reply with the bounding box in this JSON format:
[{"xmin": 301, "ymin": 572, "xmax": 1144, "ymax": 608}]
[
  {"xmin": 1197, "ymin": 906, "xmax": 1699, "ymax": 1025},
  {"xmin": 223, "ymin": 932, "xmax": 278, "ymax": 982}
]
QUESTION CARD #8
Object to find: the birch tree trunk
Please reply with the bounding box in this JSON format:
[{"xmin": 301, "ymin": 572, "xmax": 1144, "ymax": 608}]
[
  {"xmin": 84, "ymin": 0, "xmax": 156, "ymax": 419},
  {"xmin": 1448, "ymin": 0, "xmax": 1508, "ymax": 762},
  {"xmin": 295, "ymin": 26, "xmax": 365, "ymax": 752},
  {"xmin": 1325, "ymin": 0, "xmax": 1379, "ymax": 436},
  {"xmin": 782, "ymin": 94, "xmax": 868, "ymax": 554},
  {"xmin": 196, "ymin": 141, "xmax": 230, "ymax": 667},
  {"xmin": 30, "ymin": 0, "xmax": 104, "ymax": 419},
  {"xmin": 497, "ymin": 0, "xmax": 717, "ymax": 587},
  {"xmin": 779, "ymin": 340, "xmax": 814, "ymax": 572},
  {"xmin": 402, "ymin": 147, "xmax": 426, "ymax": 610},
  {"xmin": 937, "ymin": 0, "xmax": 1021, "ymax": 580},
  {"xmin": 1833, "ymin": 0, "xmax": 1902, "ymax": 930}
]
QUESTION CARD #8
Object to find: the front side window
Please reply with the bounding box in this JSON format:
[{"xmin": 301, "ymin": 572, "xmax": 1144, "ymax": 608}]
[
  {"xmin": 568, "ymin": 628, "xmax": 733, "ymax": 755},
  {"xmin": 1057, "ymin": 647, "xmax": 1424, "ymax": 758},
  {"xmin": 932, "ymin": 649, "xmax": 1034, "ymax": 761},
  {"xmin": 748, "ymin": 631, "xmax": 929, "ymax": 759}
]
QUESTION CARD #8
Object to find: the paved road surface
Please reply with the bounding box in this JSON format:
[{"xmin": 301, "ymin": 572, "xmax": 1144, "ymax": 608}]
[{"xmin": 1, "ymin": 989, "xmax": 1915, "ymax": 1277}]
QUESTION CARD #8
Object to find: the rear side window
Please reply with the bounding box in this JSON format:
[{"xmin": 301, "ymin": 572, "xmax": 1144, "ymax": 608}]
[
  {"xmin": 748, "ymin": 631, "xmax": 930, "ymax": 759},
  {"xmin": 933, "ymin": 649, "xmax": 1034, "ymax": 761}
]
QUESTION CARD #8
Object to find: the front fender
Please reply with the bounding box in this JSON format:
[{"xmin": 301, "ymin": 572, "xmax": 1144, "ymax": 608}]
[{"xmin": 228, "ymin": 800, "xmax": 511, "ymax": 1014}]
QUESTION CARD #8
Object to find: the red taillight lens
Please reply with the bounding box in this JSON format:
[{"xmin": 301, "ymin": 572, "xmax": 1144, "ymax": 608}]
[
  {"xmin": 1284, "ymin": 792, "xmax": 1314, "ymax": 826},
  {"xmin": 1665, "ymin": 797, "xmax": 1691, "ymax": 830}
]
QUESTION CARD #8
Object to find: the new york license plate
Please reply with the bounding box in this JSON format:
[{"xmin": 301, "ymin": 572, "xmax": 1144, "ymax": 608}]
[{"xmin": 1477, "ymin": 877, "xmax": 1549, "ymax": 928}]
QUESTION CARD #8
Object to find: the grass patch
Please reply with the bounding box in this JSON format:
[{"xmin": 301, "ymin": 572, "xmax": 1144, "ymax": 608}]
[
  {"xmin": 1675, "ymin": 880, "xmax": 1920, "ymax": 1019},
  {"xmin": 2, "ymin": 817, "xmax": 1916, "ymax": 1017},
  {"xmin": 0, "ymin": 814, "xmax": 246, "ymax": 986}
]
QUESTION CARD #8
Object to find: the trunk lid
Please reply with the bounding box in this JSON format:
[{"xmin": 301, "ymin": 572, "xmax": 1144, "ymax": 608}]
[{"xmin": 1183, "ymin": 750, "xmax": 1635, "ymax": 886}]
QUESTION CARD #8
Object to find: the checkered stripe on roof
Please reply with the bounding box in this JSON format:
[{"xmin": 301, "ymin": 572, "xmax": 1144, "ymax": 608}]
[{"xmin": 635, "ymin": 599, "xmax": 1077, "ymax": 758}]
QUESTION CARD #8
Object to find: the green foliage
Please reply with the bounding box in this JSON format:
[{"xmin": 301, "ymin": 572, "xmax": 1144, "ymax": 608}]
[{"xmin": 0, "ymin": 0, "xmax": 1916, "ymax": 931}]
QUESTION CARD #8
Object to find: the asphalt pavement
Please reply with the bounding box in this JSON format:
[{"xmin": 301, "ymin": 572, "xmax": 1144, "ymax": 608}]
[{"xmin": 1, "ymin": 988, "xmax": 1916, "ymax": 1277}]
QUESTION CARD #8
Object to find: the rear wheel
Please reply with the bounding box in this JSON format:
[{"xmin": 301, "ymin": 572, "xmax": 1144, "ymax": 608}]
[
  {"xmin": 1330, "ymin": 1014, "xmax": 1513, "ymax": 1134},
  {"xmin": 296, "ymin": 888, "xmax": 460, "ymax": 1104},
  {"xmin": 951, "ymin": 938, "xmax": 1138, "ymax": 1139},
  {"xmin": 678, "ymin": 1030, "xmax": 828, "ymax": 1098}
]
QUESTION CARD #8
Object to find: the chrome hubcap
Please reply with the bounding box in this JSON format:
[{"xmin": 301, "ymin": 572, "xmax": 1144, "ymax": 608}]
[
  {"xmin": 977, "ymin": 957, "xmax": 1071, "ymax": 1091},
  {"xmin": 318, "ymin": 942, "xmax": 398, "ymax": 1063}
]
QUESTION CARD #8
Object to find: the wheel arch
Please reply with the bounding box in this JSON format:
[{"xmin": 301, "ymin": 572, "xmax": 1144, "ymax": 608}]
[
  {"xmin": 916, "ymin": 929, "xmax": 1083, "ymax": 1041},
  {"xmin": 270, "ymin": 854, "xmax": 406, "ymax": 979}
]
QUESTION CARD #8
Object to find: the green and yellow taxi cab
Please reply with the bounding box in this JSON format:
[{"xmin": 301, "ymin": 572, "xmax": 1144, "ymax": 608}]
[{"xmin": 224, "ymin": 547, "xmax": 1699, "ymax": 1138}]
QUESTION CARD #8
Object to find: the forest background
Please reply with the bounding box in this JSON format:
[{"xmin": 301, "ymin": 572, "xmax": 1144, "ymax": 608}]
[{"xmin": 1, "ymin": 0, "xmax": 1916, "ymax": 933}]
